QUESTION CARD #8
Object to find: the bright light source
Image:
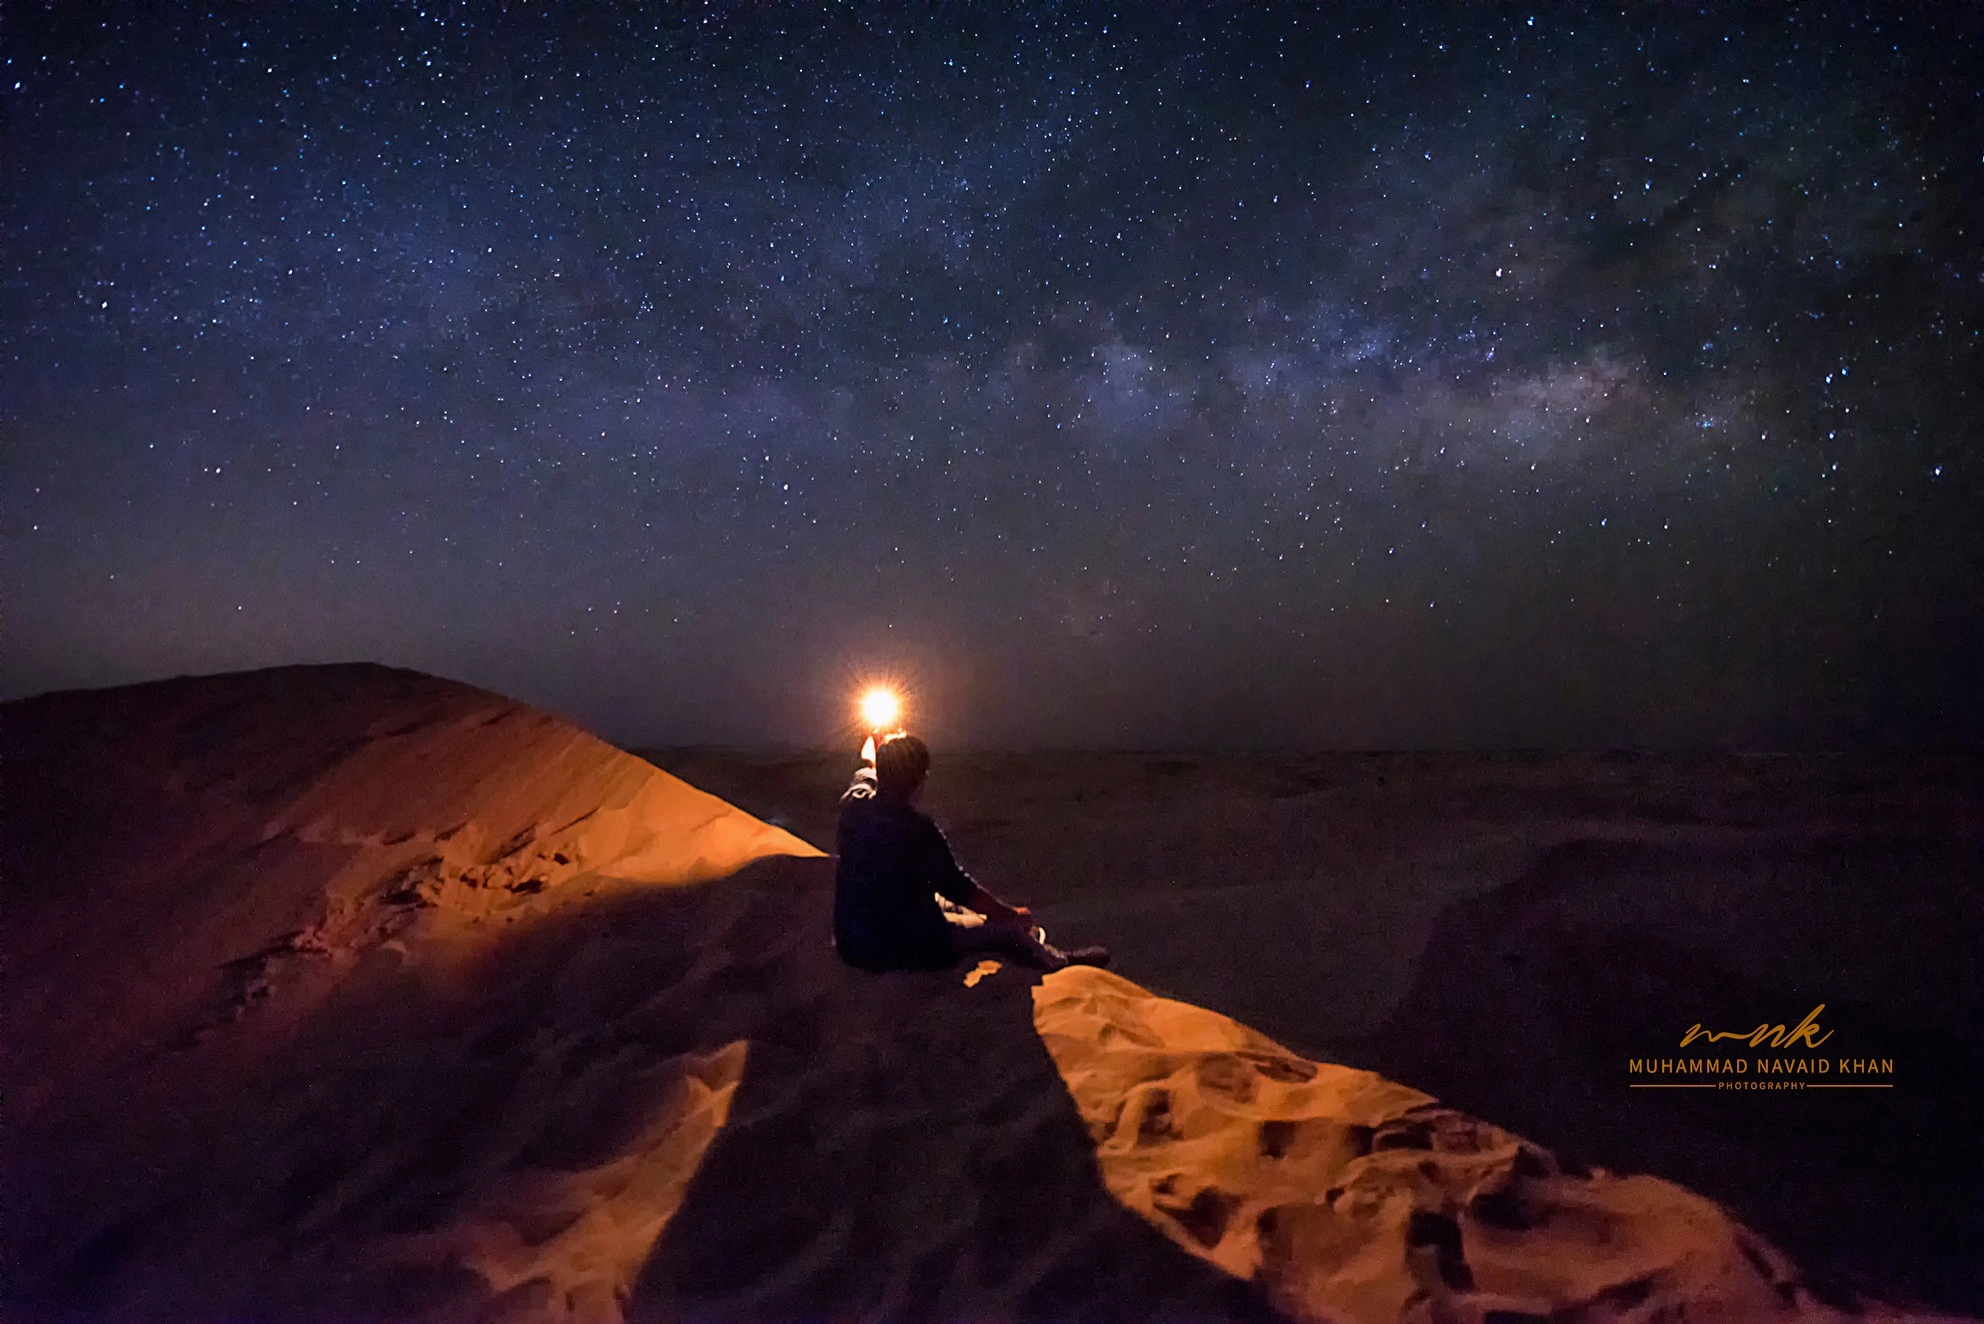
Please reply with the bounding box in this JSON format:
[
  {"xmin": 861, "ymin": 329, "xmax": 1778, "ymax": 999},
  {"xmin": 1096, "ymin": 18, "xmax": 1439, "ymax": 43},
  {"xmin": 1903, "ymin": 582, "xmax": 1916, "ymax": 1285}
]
[{"xmin": 859, "ymin": 686, "xmax": 902, "ymax": 731}]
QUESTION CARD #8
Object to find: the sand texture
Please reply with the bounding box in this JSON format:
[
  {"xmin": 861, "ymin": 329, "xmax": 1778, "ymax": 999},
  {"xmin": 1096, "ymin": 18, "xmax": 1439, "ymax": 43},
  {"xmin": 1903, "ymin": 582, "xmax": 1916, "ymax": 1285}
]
[
  {"xmin": 1037, "ymin": 967, "xmax": 1931, "ymax": 1324},
  {"xmin": 2, "ymin": 666, "xmax": 1973, "ymax": 1322}
]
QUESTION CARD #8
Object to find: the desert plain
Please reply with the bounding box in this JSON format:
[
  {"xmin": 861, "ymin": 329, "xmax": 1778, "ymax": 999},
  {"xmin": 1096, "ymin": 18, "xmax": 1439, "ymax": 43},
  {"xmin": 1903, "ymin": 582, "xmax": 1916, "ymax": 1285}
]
[{"xmin": 3, "ymin": 664, "xmax": 1977, "ymax": 1322}]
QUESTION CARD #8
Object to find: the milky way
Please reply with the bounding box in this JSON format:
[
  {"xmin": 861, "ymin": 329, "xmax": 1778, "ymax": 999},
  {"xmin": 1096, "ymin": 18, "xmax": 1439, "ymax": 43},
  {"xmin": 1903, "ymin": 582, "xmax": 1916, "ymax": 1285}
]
[{"xmin": 7, "ymin": 5, "xmax": 1980, "ymax": 747}]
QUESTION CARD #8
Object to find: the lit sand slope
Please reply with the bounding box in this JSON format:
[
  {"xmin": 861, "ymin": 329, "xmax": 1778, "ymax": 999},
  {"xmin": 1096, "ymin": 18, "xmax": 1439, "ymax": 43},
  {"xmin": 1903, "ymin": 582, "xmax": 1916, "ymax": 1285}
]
[
  {"xmin": 1035, "ymin": 967, "xmax": 1962, "ymax": 1324},
  {"xmin": 0, "ymin": 664, "xmax": 815, "ymax": 1320},
  {"xmin": 3, "ymin": 664, "xmax": 817, "ymax": 1111}
]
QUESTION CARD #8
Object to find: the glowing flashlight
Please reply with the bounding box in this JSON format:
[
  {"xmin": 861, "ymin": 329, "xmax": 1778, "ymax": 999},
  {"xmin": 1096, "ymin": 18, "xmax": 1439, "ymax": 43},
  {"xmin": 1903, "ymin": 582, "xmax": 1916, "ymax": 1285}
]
[{"xmin": 859, "ymin": 686, "xmax": 902, "ymax": 732}]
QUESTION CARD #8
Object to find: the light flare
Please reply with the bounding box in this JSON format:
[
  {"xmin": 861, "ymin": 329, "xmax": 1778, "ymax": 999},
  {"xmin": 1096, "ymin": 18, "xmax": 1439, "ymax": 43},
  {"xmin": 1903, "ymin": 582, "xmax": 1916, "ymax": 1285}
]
[{"xmin": 858, "ymin": 686, "xmax": 903, "ymax": 732}]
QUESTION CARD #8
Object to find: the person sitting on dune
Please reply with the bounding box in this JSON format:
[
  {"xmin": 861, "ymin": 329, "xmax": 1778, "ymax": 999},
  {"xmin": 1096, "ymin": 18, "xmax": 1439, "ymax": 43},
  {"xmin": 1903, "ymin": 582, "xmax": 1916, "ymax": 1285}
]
[{"xmin": 834, "ymin": 732, "xmax": 1110, "ymax": 974}]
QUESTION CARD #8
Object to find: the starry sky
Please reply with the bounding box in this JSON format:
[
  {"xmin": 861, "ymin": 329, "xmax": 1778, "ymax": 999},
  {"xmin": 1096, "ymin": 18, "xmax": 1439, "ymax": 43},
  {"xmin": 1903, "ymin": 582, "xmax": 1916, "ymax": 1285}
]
[{"xmin": 6, "ymin": 3, "xmax": 1981, "ymax": 749}]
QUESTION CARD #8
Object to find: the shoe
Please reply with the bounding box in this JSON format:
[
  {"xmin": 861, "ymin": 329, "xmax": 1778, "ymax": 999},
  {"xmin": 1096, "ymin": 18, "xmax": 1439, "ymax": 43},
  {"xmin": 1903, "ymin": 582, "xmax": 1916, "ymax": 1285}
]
[{"xmin": 1061, "ymin": 945, "xmax": 1111, "ymax": 968}]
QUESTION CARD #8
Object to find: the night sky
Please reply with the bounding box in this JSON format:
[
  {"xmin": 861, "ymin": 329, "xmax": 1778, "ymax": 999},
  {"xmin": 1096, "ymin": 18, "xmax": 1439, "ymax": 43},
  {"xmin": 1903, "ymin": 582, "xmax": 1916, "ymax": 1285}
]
[{"xmin": 7, "ymin": 4, "xmax": 1981, "ymax": 749}]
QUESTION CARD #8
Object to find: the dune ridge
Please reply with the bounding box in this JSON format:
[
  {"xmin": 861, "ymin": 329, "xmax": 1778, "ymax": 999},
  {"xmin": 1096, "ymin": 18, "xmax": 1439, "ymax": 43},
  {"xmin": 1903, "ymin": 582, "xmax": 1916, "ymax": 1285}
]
[{"xmin": 1036, "ymin": 967, "xmax": 1949, "ymax": 1323}]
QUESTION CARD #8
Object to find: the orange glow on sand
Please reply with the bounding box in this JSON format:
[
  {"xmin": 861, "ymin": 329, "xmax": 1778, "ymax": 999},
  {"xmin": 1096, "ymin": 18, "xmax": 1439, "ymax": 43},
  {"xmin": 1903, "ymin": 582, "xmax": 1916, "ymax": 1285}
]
[{"xmin": 858, "ymin": 686, "xmax": 903, "ymax": 731}]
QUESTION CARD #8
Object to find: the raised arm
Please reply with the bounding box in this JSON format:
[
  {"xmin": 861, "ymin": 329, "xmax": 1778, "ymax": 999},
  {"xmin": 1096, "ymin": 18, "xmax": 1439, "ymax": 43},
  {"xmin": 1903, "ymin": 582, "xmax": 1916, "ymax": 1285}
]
[{"xmin": 843, "ymin": 736, "xmax": 879, "ymax": 802}]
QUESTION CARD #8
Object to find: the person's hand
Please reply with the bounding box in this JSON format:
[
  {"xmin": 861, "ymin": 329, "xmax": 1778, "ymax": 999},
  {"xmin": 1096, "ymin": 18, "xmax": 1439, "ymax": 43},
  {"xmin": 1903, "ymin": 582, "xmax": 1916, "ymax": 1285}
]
[{"xmin": 860, "ymin": 734, "xmax": 877, "ymax": 764}]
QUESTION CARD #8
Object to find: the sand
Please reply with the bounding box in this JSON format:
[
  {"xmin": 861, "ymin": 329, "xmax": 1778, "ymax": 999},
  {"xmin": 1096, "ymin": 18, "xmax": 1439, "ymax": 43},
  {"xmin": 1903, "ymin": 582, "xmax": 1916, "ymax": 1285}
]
[
  {"xmin": 1040, "ymin": 967, "xmax": 1884, "ymax": 1323},
  {"xmin": 2, "ymin": 665, "xmax": 1973, "ymax": 1321}
]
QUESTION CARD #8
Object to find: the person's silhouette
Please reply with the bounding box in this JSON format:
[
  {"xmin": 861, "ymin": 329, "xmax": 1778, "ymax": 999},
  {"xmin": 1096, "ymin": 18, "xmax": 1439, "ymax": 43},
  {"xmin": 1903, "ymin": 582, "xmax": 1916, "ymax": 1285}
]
[{"xmin": 833, "ymin": 732, "xmax": 1110, "ymax": 974}]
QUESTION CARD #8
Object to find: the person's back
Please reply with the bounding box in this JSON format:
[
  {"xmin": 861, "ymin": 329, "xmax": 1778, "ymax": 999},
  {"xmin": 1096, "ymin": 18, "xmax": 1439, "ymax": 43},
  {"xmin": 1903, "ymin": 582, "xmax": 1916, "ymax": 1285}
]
[
  {"xmin": 832, "ymin": 732, "xmax": 1108, "ymax": 974},
  {"xmin": 833, "ymin": 759, "xmax": 970, "ymax": 970}
]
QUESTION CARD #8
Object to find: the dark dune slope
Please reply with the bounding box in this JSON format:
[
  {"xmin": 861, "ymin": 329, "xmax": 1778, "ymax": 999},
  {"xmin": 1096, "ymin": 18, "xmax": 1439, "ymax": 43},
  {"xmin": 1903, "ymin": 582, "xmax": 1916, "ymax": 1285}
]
[{"xmin": 1348, "ymin": 834, "xmax": 1984, "ymax": 1314}]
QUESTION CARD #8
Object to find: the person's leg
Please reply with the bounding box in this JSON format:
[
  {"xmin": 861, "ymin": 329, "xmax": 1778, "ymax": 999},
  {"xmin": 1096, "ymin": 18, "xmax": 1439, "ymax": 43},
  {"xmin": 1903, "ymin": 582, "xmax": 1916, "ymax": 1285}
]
[
  {"xmin": 949, "ymin": 914, "xmax": 1111, "ymax": 971},
  {"xmin": 950, "ymin": 913, "xmax": 1070, "ymax": 971}
]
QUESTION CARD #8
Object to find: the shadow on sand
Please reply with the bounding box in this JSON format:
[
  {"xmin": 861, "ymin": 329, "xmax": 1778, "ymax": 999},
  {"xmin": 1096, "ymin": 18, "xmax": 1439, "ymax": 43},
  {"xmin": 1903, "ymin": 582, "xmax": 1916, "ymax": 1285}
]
[
  {"xmin": 623, "ymin": 859, "xmax": 1284, "ymax": 1323},
  {"xmin": 7, "ymin": 856, "xmax": 1287, "ymax": 1323}
]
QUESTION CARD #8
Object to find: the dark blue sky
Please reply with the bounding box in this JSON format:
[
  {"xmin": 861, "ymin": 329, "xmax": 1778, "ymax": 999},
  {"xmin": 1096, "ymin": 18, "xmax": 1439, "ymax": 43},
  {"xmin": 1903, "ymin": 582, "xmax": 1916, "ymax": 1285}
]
[{"xmin": 6, "ymin": 3, "xmax": 1980, "ymax": 748}]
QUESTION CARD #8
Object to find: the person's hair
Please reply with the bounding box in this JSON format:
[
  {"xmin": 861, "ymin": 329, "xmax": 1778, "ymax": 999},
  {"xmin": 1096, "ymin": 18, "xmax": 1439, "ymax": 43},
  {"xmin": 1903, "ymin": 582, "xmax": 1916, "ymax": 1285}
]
[{"xmin": 875, "ymin": 732, "xmax": 931, "ymax": 799}]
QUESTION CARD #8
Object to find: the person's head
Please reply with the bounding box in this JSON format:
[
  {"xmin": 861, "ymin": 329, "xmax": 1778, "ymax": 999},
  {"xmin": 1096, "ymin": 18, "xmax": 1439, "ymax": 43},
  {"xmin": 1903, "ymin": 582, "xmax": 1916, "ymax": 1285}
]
[{"xmin": 875, "ymin": 732, "xmax": 931, "ymax": 802}]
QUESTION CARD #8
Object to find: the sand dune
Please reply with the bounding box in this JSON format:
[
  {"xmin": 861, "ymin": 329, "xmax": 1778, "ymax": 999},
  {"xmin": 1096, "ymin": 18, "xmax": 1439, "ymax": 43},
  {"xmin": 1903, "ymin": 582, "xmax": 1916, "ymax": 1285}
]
[
  {"xmin": 2, "ymin": 667, "xmax": 1970, "ymax": 1321},
  {"xmin": 2, "ymin": 665, "xmax": 818, "ymax": 1319},
  {"xmin": 3, "ymin": 665, "xmax": 816, "ymax": 1119}
]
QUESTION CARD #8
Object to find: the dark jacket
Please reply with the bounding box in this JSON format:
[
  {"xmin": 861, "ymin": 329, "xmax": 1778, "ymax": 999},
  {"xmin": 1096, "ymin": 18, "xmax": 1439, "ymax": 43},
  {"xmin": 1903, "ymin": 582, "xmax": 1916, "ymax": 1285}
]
[{"xmin": 833, "ymin": 764, "xmax": 977, "ymax": 970}]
